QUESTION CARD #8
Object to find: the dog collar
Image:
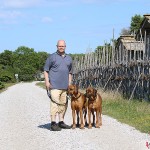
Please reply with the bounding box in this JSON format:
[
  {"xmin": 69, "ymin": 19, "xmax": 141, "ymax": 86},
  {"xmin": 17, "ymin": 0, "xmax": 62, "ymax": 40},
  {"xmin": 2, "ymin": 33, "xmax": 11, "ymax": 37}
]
[
  {"xmin": 72, "ymin": 93, "xmax": 81, "ymax": 99},
  {"xmin": 88, "ymin": 94, "xmax": 97, "ymax": 101}
]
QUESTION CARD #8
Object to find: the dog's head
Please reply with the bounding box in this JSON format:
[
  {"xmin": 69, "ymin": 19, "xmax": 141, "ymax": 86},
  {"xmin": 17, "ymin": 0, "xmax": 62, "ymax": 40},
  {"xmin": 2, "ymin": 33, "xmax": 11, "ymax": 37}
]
[
  {"xmin": 85, "ymin": 87, "xmax": 97, "ymax": 99},
  {"xmin": 67, "ymin": 84, "xmax": 78, "ymax": 97}
]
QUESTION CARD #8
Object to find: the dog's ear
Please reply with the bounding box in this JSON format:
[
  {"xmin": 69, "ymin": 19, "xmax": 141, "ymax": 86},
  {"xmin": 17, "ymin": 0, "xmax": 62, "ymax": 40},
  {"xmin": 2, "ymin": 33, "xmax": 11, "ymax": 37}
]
[{"xmin": 94, "ymin": 88, "xmax": 97, "ymax": 97}]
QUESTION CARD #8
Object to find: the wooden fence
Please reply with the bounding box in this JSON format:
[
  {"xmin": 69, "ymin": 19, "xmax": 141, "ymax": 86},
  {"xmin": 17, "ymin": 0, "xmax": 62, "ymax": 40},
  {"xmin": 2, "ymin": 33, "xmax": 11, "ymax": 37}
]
[{"xmin": 72, "ymin": 34, "xmax": 150, "ymax": 101}]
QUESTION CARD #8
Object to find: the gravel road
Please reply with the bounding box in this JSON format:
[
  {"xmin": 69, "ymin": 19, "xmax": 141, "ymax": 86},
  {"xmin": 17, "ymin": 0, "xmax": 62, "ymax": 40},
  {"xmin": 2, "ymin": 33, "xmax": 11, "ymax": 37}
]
[{"xmin": 0, "ymin": 82, "xmax": 150, "ymax": 150}]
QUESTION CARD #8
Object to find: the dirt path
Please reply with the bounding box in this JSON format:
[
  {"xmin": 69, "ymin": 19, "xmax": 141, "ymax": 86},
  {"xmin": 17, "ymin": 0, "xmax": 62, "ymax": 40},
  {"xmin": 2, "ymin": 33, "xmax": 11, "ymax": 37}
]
[{"xmin": 0, "ymin": 82, "xmax": 149, "ymax": 150}]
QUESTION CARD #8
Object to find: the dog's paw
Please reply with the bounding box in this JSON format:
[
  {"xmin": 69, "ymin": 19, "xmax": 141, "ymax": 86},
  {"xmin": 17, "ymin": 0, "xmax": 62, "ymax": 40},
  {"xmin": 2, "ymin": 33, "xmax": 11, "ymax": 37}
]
[
  {"xmin": 72, "ymin": 124, "xmax": 76, "ymax": 129},
  {"xmin": 92, "ymin": 123, "xmax": 95, "ymax": 127},
  {"xmin": 80, "ymin": 127, "xmax": 85, "ymax": 129},
  {"xmin": 80, "ymin": 124, "xmax": 85, "ymax": 129},
  {"xmin": 88, "ymin": 125, "xmax": 92, "ymax": 129},
  {"xmin": 95, "ymin": 125, "xmax": 100, "ymax": 128}
]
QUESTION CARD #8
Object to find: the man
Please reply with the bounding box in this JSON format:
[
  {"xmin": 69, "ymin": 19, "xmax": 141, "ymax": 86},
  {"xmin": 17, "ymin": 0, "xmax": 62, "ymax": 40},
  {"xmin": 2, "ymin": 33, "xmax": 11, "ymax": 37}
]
[{"xmin": 44, "ymin": 40, "xmax": 72, "ymax": 131}]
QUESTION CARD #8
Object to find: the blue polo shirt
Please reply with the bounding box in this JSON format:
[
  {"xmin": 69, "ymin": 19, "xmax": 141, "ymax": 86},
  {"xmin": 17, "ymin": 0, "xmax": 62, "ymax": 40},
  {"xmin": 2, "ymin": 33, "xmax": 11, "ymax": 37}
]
[{"xmin": 44, "ymin": 52, "xmax": 72, "ymax": 90}]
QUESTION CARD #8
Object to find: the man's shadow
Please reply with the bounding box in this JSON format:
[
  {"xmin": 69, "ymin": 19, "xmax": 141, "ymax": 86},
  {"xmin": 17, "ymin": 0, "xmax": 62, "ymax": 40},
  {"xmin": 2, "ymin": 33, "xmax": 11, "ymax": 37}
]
[{"xmin": 38, "ymin": 123, "xmax": 51, "ymax": 130}]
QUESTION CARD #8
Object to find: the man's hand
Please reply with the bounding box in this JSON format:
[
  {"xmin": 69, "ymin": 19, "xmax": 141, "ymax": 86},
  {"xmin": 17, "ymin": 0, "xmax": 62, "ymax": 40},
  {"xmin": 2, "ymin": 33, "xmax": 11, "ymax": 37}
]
[
  {"xmin": 44, "ymin": 71, "xmax": 51, "ymax": 90},
  {"xmin": 45, "ymin": 81, "xmax": 51, "ymax": 90}
]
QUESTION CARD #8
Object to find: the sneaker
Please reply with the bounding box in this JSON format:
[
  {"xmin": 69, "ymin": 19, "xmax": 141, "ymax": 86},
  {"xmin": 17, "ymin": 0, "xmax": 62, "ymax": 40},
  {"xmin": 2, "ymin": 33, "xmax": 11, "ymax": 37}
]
[
  {"xmin": 51, "ymin": 123, "xmax": 62, "ymax": 131},
  {"xmin": 58, "ymin": 122, "xmax": 71, "ymax": 129}
]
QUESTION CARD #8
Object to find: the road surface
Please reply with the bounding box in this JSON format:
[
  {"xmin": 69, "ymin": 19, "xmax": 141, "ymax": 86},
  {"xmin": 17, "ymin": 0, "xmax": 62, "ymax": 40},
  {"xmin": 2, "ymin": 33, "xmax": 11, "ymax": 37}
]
[{"xmin": 0, "ymin": 82, "xmax": 150, "ymax": 150}]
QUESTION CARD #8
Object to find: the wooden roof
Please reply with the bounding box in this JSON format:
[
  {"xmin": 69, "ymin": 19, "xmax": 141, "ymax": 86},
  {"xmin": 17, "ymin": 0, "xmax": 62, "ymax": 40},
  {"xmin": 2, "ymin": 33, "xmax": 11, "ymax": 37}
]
[
  {"xmin": 116, "ymin": 35, "xmax": 145, "ymax": 51},
  {"xmin": 137, "ymin": 14, "xmax": 150, "ymax": 36}
]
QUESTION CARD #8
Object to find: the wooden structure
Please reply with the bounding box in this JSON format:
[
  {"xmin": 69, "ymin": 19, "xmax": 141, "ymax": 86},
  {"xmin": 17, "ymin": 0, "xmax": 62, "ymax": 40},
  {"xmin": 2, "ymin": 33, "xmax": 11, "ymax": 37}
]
[
  {"xmin": 72, "ymin": 14, "xmax": 150, "ymax": 101},
  {"xmin": 136, "ymin": 14, "xmax": 150, "ymax": 59},
  {"xmin": 115, "ymin": 35, "xmax": 144, "ymax": 62}
]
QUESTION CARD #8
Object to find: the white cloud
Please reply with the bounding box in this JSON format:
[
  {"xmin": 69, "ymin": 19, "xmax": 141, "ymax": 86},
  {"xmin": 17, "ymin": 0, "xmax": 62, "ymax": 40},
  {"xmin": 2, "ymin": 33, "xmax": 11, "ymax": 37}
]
[
  {"xmin": 0, "ymin": 10, "xmax": 25, "ymax": 24},
  {"xmin": 0, "ymin": 0, "xmax": 136, "ymax": 9},
  {"xmin": 0, "ymin": 0, "xmax": 44, "ymax": 8},
  {"xmin": 41, "ymin": 16, "xmax": 53, "ymax": 23},
  {"xmin": 0, "ymin": 0, "xmax": 73, "ymax": 8},
  {"xmin": 0, "ymin": 10, "xmax": 22, "ymax": 19},
  {"xmin": 0, "ymin": 0, "xmax": 97, "ymax": 9}
]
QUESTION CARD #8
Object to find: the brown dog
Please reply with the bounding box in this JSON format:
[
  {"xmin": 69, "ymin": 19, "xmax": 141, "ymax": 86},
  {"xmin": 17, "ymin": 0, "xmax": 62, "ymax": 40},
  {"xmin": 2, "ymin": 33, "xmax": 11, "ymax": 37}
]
[
  {"xmin": 67, "ymin": 84, "xmax": 87, "ymax": 129},
  {"xmin": 85, "ymin": 87, "xmax": 102, "ymax": 129}
]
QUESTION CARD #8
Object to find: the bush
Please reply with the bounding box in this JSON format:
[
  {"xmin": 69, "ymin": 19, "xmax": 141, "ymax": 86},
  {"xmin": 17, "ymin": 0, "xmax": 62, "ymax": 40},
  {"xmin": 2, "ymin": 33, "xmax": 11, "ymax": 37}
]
[
  {"xmin": 0, "ymin": 81, "xmax": 5, "ymax": 89},
  {"xmin": 0, "ymin": 75, "xmax": 11, "ymax": 82},
  {"xmin": 19, "ymin": 74, "xmax": 34, "ymax": 81},
  {"xmin": 0, "ymin": 70, "xmax": 15, "ymax": 83}
]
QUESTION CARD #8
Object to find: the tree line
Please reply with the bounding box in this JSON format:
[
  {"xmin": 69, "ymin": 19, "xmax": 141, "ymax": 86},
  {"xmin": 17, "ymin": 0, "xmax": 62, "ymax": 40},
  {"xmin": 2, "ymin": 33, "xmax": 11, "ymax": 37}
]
[{"xmin": 0, "ymin": 46, "xmax": 48, "ymax": 88}]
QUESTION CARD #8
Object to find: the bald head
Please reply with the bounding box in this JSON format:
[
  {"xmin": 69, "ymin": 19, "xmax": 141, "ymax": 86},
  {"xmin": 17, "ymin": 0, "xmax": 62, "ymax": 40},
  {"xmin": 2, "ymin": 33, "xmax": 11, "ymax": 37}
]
[
  {"xmin": 57, "ymin": 40, "xmax": 66, "ymax": 47},
  {"xmin": 56, "ymin": 40, "xmax": 66, "ymax": 55}
]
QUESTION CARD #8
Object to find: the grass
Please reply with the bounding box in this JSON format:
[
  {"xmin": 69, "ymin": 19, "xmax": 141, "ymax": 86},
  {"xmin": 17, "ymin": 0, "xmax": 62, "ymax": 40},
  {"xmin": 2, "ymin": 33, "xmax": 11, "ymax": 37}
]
[
  {"xmin": 101, "ymin": 91, "xmax": 150, "ymax": 134},
  {"xmin": 28, "ymin": 81, "xmax": 150, "ymax": 134},
  {"xmin": 36, "ymin": 81, "xmax": 45, "ymax": 89},
  {"xmin": 0, "ymin": 82, "xmax": 16, "ymax": 93}
]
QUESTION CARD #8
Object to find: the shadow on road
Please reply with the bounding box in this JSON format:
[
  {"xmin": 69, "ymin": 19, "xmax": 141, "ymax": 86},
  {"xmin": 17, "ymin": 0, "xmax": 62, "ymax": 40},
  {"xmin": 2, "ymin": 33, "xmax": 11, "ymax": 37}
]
[{"xmin": 38, "ymin": 123, "xmax": 51, "ymax": 130}]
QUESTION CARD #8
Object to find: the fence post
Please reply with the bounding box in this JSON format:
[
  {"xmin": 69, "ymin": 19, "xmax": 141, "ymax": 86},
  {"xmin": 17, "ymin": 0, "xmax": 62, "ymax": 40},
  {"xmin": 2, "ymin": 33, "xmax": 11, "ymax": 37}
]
[{"xmin": 129, "ymin": 73, "xmax": 141, "ymax": 101}]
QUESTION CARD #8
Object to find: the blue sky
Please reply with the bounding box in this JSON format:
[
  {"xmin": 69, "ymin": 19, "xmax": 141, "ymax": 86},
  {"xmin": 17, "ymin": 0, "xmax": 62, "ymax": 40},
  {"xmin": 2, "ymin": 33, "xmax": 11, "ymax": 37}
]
[{"xmin": 0, "ymin": 0, "xmax": 149, "ymax": 54}]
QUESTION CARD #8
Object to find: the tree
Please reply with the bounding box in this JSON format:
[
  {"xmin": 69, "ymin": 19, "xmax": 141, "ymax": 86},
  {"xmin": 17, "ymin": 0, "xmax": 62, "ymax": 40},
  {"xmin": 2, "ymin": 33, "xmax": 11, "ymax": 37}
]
[
  {"xmin": 0, "ymin": 46, "xmax": 49, "ymax": 83},
  {"xmin": 69, "ymin": 53, "xmax": 85, "ymax": 61},
  {"xmin": 120, "ymin": 27, "xmax": 131, "ymax": 35},
  {"xmin": 0, "ymin": 50, "xmax": 14, "ymax": 67},
  {"xmin": 0, "ymin": 50, "xmax": 16, "ymax": 82},
  {"xmin": 13, "ymin": 46, "xmax": 37, "ymax": 81},
  {"xmin": 37, "ymin": 52, "xmax": 49, "ymax": 71},
  {"xmin": 130, "ymin": 14, "xmax": 144, "ymax": 34}
]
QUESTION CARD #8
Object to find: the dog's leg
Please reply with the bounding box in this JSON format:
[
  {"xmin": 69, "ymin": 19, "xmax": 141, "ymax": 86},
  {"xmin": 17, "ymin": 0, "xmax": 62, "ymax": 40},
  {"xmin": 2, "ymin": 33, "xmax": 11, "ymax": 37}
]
[
  {"xmin": 84, "ymin": 109, "xmax": 88, "ymax": 127},
  {"xmin": 99, "ymin": 107, "xmax": 102, "ymax": 126},
  {"xmin": 79, "ymin": 109, "xmax": 84, "ymax": 129},
  {"xmin": 88, "ymin": 110, "xmax": 92, "ymax": 129},
  {"xmin": 92, "ymin": 111, "xmax": 95, "ymax": 127},
  {"xmin": 72, "ymin": 110, "xmax": 76, "ymax": 129},
  {"xmin": 76, "ymin": 111, "xmax": 80, "ymax": 127},
  {"xmin": 96, "ymin": 110, "xmax": 100, "ymax": 128}
]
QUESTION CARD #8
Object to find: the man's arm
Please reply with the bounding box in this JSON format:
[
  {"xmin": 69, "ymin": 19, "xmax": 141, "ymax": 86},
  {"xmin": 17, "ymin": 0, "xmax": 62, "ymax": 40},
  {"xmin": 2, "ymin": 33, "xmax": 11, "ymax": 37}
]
[{"xmin": 44, "ymin": 71, "xmax": 51, "ymax": 90}]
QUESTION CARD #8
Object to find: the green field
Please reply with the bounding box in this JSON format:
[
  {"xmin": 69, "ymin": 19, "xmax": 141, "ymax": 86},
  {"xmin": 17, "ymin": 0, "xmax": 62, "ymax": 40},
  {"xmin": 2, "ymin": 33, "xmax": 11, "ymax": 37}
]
[{"xmin": 101, "ymin": 91, "xmax": 150, "ymax": 133}]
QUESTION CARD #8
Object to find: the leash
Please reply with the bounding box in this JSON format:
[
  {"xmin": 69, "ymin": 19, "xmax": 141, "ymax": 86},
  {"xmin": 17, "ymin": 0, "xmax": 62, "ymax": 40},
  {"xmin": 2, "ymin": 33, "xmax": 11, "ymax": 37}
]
[{"xmin": 46, "ymin": 90, "xmax": 69, "ymax": 106}]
